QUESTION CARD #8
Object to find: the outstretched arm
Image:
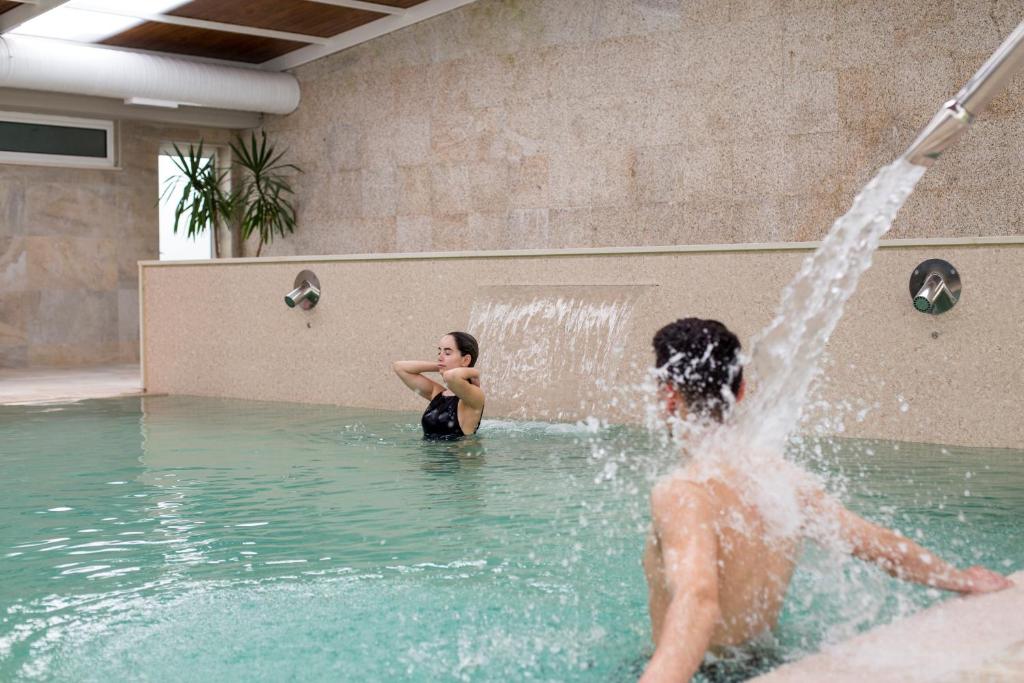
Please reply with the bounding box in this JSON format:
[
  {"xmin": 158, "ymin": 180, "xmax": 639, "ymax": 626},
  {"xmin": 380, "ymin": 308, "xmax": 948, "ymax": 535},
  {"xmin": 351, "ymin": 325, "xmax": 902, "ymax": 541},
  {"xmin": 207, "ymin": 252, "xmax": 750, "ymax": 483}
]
[
  {"xmin": 640, "ymin": 480, "xmax": 720, "ymax": 683},
  {"xmin": 392, "ymin": 361, "xmax": 444, "ymax": 400},
  {"xmin": 440, "ymin": 367, "xmax": 484, "ymax": 410},
  {"xmin": 810, "ymin": 493, "xmax": 1013, "ymax": 594}
]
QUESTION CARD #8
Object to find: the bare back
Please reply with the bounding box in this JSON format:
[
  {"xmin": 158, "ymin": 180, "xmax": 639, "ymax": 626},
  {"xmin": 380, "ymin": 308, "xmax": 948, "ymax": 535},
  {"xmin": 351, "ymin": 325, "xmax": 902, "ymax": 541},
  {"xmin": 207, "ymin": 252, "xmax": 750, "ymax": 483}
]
[
  {"xmin": 639, "ymin": 455, "xmax": 1014, "ymax": 683},
  {"xmin": 643, "ymin": 466, "xmax": 803, "ymax": 649}
]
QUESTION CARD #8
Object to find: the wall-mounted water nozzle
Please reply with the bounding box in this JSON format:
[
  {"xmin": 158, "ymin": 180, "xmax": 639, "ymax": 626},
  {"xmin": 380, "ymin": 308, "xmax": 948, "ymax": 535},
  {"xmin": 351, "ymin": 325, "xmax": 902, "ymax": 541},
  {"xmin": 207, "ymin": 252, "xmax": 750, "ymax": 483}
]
[
  {"xmin": 285, "ymin": 270, "xmax": 320, "ymax": 310},
  {"xmin": 909, "ymin": 259, "xmax": 961, "ymax": 315},
  {"xmin": 903, "ymin": 21, "xmax": 1024, "ymax": 167}
]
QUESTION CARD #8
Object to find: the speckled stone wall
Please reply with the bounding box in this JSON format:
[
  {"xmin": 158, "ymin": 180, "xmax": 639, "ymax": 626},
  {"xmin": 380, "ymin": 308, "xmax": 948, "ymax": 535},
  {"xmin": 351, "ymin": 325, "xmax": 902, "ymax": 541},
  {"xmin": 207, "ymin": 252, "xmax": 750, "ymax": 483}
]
[
  {"xmin": 141, "ymin": 241, "xmax": 1024, "ymax": 449},
  {"xmin": 0, "ymin": 121, "xmax": 234, "ymax": 368},
  {"xmin": 252, "ymin": 0, "xmax": 1024, "ymax": 258}
]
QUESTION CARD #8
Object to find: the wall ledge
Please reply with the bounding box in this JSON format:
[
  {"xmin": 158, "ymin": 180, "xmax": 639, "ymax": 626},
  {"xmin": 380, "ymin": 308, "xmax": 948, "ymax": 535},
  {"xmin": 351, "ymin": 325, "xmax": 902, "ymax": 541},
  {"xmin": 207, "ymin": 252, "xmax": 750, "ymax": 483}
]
[
  {"xmin": 139, "ymin": 236, "xmax": 1024, "ymax": 268},
  {"xmin": 752, "ymin": 571, "xmax": 1024, "ymax": 682}
]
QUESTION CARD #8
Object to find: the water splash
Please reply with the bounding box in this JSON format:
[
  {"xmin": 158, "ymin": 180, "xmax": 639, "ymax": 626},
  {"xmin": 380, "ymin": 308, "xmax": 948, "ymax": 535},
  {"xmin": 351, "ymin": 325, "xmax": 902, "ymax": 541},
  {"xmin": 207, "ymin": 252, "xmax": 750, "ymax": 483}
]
[
  {"xmin": 622, "ymin": 160, "xmax": 935, "ymax": 662},
  {"xmin": 646, "ymin": 159, "xmax": 929, "ymax": 544},
  {"xmin": 732, "ymin": 159, "xmax": 927, "ymax": 455}
]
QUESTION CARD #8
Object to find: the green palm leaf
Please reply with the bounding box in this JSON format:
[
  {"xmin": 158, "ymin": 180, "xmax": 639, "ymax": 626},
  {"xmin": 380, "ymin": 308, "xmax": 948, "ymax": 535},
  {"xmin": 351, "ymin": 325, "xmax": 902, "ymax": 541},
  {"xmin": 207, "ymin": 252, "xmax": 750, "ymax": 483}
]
[{"xmin": 231, "ymin": 131, "xmax": 302, "ymax": 256}]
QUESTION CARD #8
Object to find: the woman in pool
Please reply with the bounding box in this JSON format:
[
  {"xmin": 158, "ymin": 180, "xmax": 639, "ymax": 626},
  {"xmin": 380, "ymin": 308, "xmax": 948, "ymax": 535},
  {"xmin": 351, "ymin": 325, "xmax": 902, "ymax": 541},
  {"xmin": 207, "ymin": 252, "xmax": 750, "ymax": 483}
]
[{"xmin": 393, "ymin": 332, "xmax": 484, "ymax": 439}]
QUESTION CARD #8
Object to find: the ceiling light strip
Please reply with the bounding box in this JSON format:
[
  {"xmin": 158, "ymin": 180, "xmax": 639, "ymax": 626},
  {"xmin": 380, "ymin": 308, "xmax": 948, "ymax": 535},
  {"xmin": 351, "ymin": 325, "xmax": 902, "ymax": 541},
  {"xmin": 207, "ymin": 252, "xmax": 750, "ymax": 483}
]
[
  {"xmin": 302, "ymin": 0, "xmax": 406, "ymax": 16},
  {"xmin": 0, "ymin": 0, "xmax": 70, "ymax": 33},
  {"xmin": 262, "ymin": 0, "xmax": 478, "ymax": 71},
  {"xmin": 70, "ymin": 3, "xmax": 330, "ymax": 45}
]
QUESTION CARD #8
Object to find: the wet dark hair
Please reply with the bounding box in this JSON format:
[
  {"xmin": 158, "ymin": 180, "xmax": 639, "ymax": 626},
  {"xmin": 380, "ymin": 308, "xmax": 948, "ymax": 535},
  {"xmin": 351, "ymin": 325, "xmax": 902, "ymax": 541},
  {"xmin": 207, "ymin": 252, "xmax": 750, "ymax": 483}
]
[
  {"xmin": 652, "ymin": 318, "xmax": 743, "ymax": 422},
  {"xmin": 446, "ymin": 331, "xmax": 479, "ymax": 367}
]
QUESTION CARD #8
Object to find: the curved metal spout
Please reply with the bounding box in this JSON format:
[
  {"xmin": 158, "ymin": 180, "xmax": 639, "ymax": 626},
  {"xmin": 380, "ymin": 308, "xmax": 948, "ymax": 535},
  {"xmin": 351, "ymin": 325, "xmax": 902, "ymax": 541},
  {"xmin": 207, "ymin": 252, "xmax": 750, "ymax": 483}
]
[
  {"xmin": 903, "ymin": 21, "xmax": 1024, "ymax": 167},
  {"xmin": 913, "ymin": 272, "xmax": 950, "ymax": 312},
  {"xmin": 908, "ymin": 259, "xmax": 962, "ymax": 315},
  {"xmin": 956, "ymin": 20, "xmax": 1024, "ymax": 116},
  {"xmin": 285, "ymin": 280, "xmax": 320, "ymax": 308}
]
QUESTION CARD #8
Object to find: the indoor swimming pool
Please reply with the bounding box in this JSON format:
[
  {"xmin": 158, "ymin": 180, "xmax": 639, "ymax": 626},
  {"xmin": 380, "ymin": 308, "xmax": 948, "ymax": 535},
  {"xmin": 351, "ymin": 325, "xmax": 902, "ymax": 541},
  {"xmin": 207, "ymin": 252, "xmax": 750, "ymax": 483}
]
[{"xmin": 1, "ymin": 396, "xmax": 1021, "ymax": 681}]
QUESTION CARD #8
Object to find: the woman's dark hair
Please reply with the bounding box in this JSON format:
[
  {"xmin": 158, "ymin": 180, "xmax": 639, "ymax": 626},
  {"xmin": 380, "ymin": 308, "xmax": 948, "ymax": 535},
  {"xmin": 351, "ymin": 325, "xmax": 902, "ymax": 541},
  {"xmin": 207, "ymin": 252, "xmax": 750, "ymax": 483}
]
[
  {"xmin": 446, "ymin": 331, "xmax": 479, "ymax": 367},
  {"xmin": 652, "ymin": 318, "xmax": 743, "ymax": 422}
]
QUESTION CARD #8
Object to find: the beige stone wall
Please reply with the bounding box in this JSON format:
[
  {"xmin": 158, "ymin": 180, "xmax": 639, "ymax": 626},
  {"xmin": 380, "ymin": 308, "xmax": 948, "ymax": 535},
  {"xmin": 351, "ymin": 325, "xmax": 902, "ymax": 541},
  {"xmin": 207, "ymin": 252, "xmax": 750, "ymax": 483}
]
[
  {"xmin": 0, "ymin": 121, "xmax": 235, "ymax": 368},
  {"xmin": 251, "ymin": 0, "xmax": 1024, "ymax": 258},
  {"xmin": 141, "ymin": 240, "xmax": 1024, "ymax": 449}
]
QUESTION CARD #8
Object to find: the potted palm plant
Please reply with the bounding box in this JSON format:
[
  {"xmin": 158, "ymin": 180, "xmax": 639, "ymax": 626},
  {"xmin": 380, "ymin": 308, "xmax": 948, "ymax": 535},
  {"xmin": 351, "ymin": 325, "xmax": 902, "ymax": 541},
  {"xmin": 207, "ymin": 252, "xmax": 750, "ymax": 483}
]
[{"xmin": 231, "ymin": 131, "xmax": 302, "ymax": 257}]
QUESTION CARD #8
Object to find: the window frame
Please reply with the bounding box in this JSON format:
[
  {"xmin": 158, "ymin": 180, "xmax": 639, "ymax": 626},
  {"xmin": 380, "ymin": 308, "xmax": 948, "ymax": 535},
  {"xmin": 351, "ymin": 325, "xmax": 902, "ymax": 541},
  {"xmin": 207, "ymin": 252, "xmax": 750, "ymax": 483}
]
[
  {"xmin": 0, "ymin": 110, "xmax": 116, "ymax": 169},
  {"xmin": 158, "ymin": 142, "xmax": 232, "ymax": 261}
]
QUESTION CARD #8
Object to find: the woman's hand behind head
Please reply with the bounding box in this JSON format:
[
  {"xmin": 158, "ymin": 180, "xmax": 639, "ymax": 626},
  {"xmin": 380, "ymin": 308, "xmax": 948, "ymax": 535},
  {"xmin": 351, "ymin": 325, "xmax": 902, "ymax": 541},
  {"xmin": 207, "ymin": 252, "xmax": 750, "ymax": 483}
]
[{"xmin": 442, "ymin": 367, "xmax": 476, "ymax": 384}]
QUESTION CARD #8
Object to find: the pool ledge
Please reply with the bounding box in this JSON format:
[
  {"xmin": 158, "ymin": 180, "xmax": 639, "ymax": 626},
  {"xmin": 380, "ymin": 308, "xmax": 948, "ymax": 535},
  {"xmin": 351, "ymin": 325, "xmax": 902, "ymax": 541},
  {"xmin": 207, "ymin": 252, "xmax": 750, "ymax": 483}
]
[
  {"xmin": 753, "ymin": 571, "xmax": 1024, "ymax": 682},
  {"xmin": 0, "ymin": 364, "xmax": 142, "ymax": 405}
]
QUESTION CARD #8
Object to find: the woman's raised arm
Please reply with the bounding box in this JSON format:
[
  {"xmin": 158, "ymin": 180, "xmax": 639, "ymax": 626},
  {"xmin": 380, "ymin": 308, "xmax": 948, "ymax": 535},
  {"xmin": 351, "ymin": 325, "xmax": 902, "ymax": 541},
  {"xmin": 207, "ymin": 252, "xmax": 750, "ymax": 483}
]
[
  {"xmin": 393, "ymin": 361, "xmax": 444, "ymax": 400},
  {"xmin": 440, "ymin": 367, "xmax": 484, "ymax": 410}
]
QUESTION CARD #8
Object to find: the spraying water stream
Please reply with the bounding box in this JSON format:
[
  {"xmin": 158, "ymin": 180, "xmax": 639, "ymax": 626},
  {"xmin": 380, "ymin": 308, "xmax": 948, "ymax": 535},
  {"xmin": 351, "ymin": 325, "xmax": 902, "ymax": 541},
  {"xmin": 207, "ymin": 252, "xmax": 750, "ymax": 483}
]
[
  {"xmin": 613, "ymin": 158, "xmax": 948, "ymax": 674},
  {"xmin": 733, "ymin": 159, "xmax": 927, "ymax": 455}
]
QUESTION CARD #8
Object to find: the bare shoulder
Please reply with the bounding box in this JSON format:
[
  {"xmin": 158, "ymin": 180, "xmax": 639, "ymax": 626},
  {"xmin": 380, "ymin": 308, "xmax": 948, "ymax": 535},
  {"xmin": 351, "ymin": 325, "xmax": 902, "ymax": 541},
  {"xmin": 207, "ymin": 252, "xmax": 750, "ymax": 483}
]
[{"xmin": 650, "ymin": 475, "xmax": 714, "ymax": 525}]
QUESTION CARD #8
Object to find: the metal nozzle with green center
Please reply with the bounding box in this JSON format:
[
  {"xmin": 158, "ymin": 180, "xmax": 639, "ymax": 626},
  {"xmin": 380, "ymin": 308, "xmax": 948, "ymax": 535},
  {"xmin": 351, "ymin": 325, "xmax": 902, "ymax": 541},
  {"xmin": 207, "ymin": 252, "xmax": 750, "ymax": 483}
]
[
  {"xmin": 285, "ymin": 270, "xmax": 320, "ymax": 310},
  {"xmin": 909, "ymin": 260, "xmax": 961, "ymax": 315}
]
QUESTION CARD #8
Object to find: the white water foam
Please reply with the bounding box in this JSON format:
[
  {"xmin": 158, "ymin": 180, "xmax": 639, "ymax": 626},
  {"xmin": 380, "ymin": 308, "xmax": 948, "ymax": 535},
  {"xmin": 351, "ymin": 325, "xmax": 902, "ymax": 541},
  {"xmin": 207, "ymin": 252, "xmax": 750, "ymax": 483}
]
[
  {"xmin": 469, "ymin": 296, "xmax": 636, "ymax": 376},
  {"xmin": 479, "ymin": 417, "xmax": 606, "ymax": 435},
  {"xmin": 468, "ymin": 286, "xmax": 648, "ymax": 419}
]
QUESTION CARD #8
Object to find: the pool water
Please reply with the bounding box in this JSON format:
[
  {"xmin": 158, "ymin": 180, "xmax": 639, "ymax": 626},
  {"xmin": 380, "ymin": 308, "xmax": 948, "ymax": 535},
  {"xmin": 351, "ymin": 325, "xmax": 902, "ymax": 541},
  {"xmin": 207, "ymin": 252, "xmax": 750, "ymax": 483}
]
[{"xmin": 1, "ymin": 396, "xmax": 1021, "ymax": 682}]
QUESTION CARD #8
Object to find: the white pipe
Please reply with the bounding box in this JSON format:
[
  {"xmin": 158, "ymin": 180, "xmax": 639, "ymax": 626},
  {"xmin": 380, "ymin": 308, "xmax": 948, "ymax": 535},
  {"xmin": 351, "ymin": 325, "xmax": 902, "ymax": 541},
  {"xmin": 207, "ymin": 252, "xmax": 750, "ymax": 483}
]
[{"xmin": 0, "ymin": 34, "xmax": 300, "ymax": 114}]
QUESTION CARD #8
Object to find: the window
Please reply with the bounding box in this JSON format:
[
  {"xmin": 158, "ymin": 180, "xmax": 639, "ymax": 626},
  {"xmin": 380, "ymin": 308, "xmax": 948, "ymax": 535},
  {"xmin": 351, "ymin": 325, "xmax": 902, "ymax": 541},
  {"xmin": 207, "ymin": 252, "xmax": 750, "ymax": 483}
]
[
  {"xmin": 158, "ymin": 147, "xmax": 216, "ymax": 261},
  {"xmin": 0, "ymin": 111, "xmax": 115, "ymax": 168}
]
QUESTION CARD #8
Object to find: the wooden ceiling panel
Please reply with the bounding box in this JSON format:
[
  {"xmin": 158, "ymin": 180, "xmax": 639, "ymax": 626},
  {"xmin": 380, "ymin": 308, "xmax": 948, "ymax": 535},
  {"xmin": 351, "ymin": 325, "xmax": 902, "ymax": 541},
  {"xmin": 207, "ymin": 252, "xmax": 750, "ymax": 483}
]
[
  {"xmin": 19, "ymin": 0, "xmax": 466, "ymax": 69},
  {"xmin": 101, "ymin": 23, "xmax": 307, "ymax": 63},
  {"xmin": 371, "ymin": 0, "xmax": 434, "ymax": 6},
  {"xmin": 169, "ymin": 0, "xmax": 385, "ymax": 39}
]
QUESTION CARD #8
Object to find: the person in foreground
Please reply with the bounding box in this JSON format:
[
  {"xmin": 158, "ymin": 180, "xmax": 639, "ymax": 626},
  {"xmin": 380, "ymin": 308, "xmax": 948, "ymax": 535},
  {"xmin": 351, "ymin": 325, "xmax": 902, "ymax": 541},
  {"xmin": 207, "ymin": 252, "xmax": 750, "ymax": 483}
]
[
  {"xmin": 393, "ymin": 331, "xmax": 484, "ymax": 439},
  {"xmin": 639, "ymin": 318, "xmax": 1013, "ymax": 683}
]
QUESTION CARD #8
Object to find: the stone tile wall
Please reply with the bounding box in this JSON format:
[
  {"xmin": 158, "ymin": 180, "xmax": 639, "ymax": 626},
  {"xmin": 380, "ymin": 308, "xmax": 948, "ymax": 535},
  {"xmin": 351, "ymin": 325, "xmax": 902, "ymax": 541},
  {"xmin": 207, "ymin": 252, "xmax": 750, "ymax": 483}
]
[
  {"xmin": 0, "ymin": 121, "xmax": 234, "ymax": 368},
  {"xmin": 4, "ymin": 0, "xmax": 1022, "ymax": 367},
  {"xmin": 253, "ymin": 0, "xmax": 1024, "ymax": 257},
  {"xmin": 141, "ymin": 242, "xmax": 1024, "ymax": 449}
]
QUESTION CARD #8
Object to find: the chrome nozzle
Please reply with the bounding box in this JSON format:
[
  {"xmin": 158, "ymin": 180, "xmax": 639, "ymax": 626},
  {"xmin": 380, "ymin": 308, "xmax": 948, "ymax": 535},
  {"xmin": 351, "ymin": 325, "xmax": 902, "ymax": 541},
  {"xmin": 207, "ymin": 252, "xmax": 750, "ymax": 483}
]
[
  {"xmin": 285, "ymin": 281, "xmax": 320, "ymax": 308},
  {"xmin": 902, "ymin": 100, "xmax": 973, "ymax": 167},
  {"xmin": 903, "ymin": 21, "xmax": 1024, "ymax": 167},
  {"xmin": 913, "ymin": 272, "xmax": 949, "ymax": 312},
  {"xmin": 955, "ymin": 21, "xmax": 1024, "ymax": 117},
  {"xmin": 909, "ymin": 259, "xmax": 961, "ymax": 315}
]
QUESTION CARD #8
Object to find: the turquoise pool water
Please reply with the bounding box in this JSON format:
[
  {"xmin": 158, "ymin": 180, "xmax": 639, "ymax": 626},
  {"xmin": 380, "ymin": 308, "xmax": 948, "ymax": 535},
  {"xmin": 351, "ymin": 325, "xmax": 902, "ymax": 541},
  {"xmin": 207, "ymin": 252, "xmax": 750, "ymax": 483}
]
[{"xmin": 1, "ymin": 396, "xmax": 1021, "ymax": 681}]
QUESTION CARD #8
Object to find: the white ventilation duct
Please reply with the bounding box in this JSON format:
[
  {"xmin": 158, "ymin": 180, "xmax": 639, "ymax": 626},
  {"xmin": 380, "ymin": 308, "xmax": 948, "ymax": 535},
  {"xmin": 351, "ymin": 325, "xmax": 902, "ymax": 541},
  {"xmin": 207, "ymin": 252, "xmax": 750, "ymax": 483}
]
[{"xmin": 0, "ymin": 35, "xmax": 300, "ymax": 114}]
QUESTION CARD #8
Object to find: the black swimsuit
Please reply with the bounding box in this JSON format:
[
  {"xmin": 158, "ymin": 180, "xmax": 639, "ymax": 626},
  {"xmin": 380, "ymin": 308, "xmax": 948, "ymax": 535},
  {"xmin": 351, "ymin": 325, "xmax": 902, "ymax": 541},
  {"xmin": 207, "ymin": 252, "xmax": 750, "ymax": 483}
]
[{"xmin": 421, "ymin": 393, "xmax": 480, "ymax": 439}]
